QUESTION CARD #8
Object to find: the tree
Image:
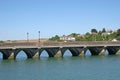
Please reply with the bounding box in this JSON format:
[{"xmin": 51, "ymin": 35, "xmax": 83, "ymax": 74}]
[
  {"xmin": 102, "ymin": 28, "xmax": 106, "ymax": 33},
  {"xmin": 117, "ymin": 29, "xmax": 120, "ymax": 36},
  {"xmin": 91, "ymin": 29, "xmax": 98, "ymax": 34},
  {"xmin": 49, "ymin": 35, "xmax": 60, "ymax": 41},
  {"xmin": 68, "ymin": 33, "xmax": 79, "ymax": 37},
  {"xmin": 0, "ymin": 41, "xmax": 4, "ymax": 43},
  {"xmin": 85, "ymin": 32, "xmax": 90, "ymax": 35}
]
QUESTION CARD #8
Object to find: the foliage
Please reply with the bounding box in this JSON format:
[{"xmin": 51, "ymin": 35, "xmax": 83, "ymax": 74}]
[
  {"xmin": 49, "ymin": 35, "xmax": 60, "ymax": 41},
  {"xmin": 0, "ymin": 41, "xmax": 4, "ymax": 43},
  {"xmin": 68, "ymin": 33, "xmax": 79, "ymax": 37},
  {"xmin": 102, "ymin": 28, "xmax": 106, "ymax": 33},
  {"xmin": 117, "ymin": 29, "xmax": 120, "ymax": 36},
  {"xmin": 49, "ymin": 28, "xmax": 120, "ymax": 41},
  {"xmin": 91, "ymin": 28, "xmax": 98, "ymax": 33},
  {"xmin": 117, "ymin": 36, "xmax": 120, "ymax": 40}
]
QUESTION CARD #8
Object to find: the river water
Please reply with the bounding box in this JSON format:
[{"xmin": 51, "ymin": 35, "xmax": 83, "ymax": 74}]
[{"xmin": 0, "ymin": 51, "xmax": 120, "ymax": 80}]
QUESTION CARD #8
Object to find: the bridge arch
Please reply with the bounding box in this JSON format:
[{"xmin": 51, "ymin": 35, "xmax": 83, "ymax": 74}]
[
  {"xmin": 61, "ymin": 47, "xmax": 85, "ymax": 57},
  {"xmin": 39, "ymin": 50, "xmax": 49, "ymax": 58},
  {"xmin": 87, "ymin": 46, "xmax": 105, "ymax": 56},
  {"xmin": 39, "ymin": 48, "xmax": 53, "ymax": 57},
  {"xmin": 39, "ymin": 48, "xmax": 61, "ymax": 57},
  {"xmin": 15, "ymin": 48, "xmax": 40, "ymax": 59},
  {"xmin": 61, "ymin": 47, "xmax": 75, "ymax": 57},
  {"xmin": 63, "ymin": 49, "xmax": 72, "ymax": 57},
  {"xmin": 0, "ymin": 52, "xmax": 3, "ymax": 59},
  {"xmin": 85, "ymin": 49, "xmax": 92, "ymax": 56},
  {"xmin": 104, "ymin": 49, "xmax": 109, "ymax": 56},
  {"xmin": 15, "ymin": 50, "xmax": 28, "ymax": 60},
  {"xmin": 14, "ymin": 49, "xmax": 29, "ymax": 59},
  {"xmin": 0, "ymin": 50, "xmax": 4, "ymax": 59}
]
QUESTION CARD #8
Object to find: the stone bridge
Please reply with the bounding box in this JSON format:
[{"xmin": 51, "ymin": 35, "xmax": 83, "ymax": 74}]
[{"xmin": 0, "ymin": 41, "xmax": 120, "ymax": 59}]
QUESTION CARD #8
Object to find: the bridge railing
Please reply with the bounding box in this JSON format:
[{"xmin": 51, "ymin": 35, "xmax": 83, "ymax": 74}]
[
  {"xmin": 43, "ymin": 41, "xmax": 120, "ymax": 46},
  {"xmin": 0, "ymin": 42, "xmax": 37, "ymax": 48},
  {"xmin": 0, "ymin": 41, "xmax": 120, "ymax": 48}
]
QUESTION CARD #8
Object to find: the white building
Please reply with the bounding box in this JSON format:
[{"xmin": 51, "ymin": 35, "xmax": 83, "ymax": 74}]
[
  {"xmin": 60, "ymin": 35, "xmax": 75, "ymax": 41},
  {"xmin": 112, "ymin": 39, "xmax": 117, "ymax": 42},
  {"xmin": 102, "ymin": 32, "xmax": 111, "ymax": 36}
]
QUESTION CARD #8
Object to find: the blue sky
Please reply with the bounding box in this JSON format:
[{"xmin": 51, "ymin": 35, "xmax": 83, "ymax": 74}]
[{"xmin": 0, "ymin": 0, "xmax": 120, "ymax": 40}]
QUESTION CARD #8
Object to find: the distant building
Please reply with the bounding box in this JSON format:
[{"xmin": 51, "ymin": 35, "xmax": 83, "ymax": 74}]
[
  {"xmin": 60, "ymin": 35, "xmax": 75, "ymax": 41},
  {"xmin": 112, "ymin": 39, "xmax": 117, "ymax": 42},
  {"xmin": 102, "ymin": 32, "xmax": 111, "ymax": 36}
]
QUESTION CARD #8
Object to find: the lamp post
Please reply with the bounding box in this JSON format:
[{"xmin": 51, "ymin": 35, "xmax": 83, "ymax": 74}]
[
  {"xmin": 27, "ymin": 32, "xmax": 29, "ymax": 43},
  {"xmin": 38, "ymin": 31, "xmax": 40, "ymax": 46}
]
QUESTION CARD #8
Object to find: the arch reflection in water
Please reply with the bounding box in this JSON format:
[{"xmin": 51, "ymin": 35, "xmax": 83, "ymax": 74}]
[
  {"xmin": 63, "ymin": 49, "xmax": 72, "ymax": 57},
  {"xmin": 40, "ymin": 50, "xmax": 49, "ymax": 59},
  {"xmin": 16, "ymin": 51, "xmax": 27, "ymax": 60}
]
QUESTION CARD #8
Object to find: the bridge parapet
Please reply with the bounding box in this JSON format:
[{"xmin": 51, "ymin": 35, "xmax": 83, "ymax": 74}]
[{"xmin": 0, "ymin": 41, "xmax": 120, "ymax": 49}]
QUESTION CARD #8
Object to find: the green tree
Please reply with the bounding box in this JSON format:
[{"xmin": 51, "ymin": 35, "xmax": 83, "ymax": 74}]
[
  {"xmin": 49, "ymin": 35, "xmax": 60, "ymax": 41},
  {"xmin": 116, "ymin": 29, "xmax": 120, "ymax": 40},
  {"xmin": 98, "ymin": 30, "xmax": 102, "ymax": 35},
  {"xmin": 117, "ymin": 36, "xmax": 120, "ymax": 40},
  {"xmin": 91, "ymin": 28, "xmax": 98, "ymax": 34},
  {"xmin": 0, "ymin": 41, "xmax": 4, "ymax": 43},
  {"xmin": 117, "ymin": 29, "xmax": 120, "ymax": 36},
  {"xmin": 68, "ymin": 33, "xmax": 78, "ymax": 37},
  {"xmin": 102, "ymin": 28, "xmax": 106, "ymax": 33}
]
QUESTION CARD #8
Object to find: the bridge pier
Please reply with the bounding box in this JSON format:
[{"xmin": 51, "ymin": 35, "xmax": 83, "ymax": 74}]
[
  {"xmin": 60, "ymin": 47, "xmax": 68, "ymax": 56},
  {"xmin": 54, "ymin": 50, "xmax": 62, "ymax": 57},
  {"xmin": 116, "ymin": 49, "xmax": 120, "ymax": 55},
  {"xmin": 79, "ymin": 47, "xmax": 87, "ymax": 56},
  {"xmin": 88, "ymin": 46, "xmax": 105, "ymax": 56},
  {"xmin": 69, "ymin": 47, "xmax": 80, "ymax": 56},
  {"xmin": 99, "ymin": 49, "xmax": 106, "ymax": 56},
  {"xmin": 14, "ymin": 48, "xmax": 40, "ymax": 59}
]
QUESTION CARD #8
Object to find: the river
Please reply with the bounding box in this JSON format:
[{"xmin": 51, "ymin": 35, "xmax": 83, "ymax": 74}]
[{"xmin": 0, "ymin": 51, "xmax": 120, "ymax": 80}]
